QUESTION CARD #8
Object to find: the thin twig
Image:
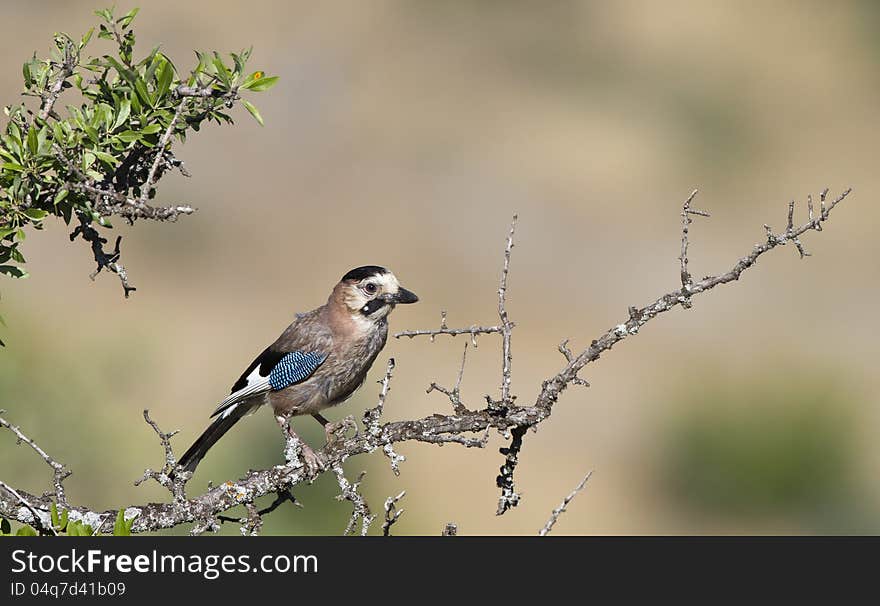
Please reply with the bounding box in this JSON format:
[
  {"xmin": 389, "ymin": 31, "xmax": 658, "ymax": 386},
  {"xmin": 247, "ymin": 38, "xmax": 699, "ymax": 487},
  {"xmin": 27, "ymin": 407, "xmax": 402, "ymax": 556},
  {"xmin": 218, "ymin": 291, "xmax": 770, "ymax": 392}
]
[
  {"xmin": 538, "ymin": 471, "xmax": 593, "ymax": 536},
  {"xmin": 498, "ymin": 215, "xmax": 517, "ymax": 408},
  {"xmin": 140, "ymin": 101, "xmax": 188, "ymax": 205},
  {"xmin": 426, "ymin": 342, "xmax": 470, "ymax": 414},
  {"xmin": 134, "ymin": 410, "xmax": 186, "ymax": 501},
  {"xmin": 0, "ymin": 412, "xmax": 71, "ymax": 506},
  {"xmin": 678, "ymin": 189, "xmax": 709, "ymax": 307},
  {"xmin": 363, "ymin": 359, "xmax": 406, "ymax": 475},
  {"xmin": 38, "ymin": 37, "xmax": 77, "ymax": 121},
  {"xmin": 536, "ymin": 189, "xmax": 852, "ymax": 413},
  {"xmin": 394, "ymin": 324, "xmax": 504, "ymax": 341},
  {"xmin": 381, "ymin": 490, "xmax": 406, "ymax": 537}
]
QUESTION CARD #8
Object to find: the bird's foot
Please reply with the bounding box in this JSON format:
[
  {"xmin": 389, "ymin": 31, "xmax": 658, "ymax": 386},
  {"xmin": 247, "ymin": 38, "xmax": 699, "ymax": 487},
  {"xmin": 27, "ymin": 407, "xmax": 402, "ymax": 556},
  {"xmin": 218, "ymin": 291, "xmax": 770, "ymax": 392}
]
[
  {"xmin": 277, "ymin": 414, "xmax": 325, "ymax": 475},
  {"xmin": 299, "ymin": 441, "xmax": 326, "ymax": 475}
]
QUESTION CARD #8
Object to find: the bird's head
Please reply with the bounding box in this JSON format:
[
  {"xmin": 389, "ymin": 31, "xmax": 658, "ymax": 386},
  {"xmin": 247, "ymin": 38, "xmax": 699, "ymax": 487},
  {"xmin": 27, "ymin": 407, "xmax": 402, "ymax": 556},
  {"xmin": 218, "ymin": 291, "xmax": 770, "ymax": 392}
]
[{"xmin": 336, "ymin": 265, "xmax": 418, "ymax": 323}]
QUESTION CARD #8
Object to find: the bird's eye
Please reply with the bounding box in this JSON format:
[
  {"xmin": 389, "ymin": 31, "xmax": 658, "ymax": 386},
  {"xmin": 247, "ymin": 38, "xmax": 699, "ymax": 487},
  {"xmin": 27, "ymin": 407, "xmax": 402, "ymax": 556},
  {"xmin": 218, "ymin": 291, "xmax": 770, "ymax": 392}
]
[{"xmin": 364, "ymin": 283, "xmax": 378, "ymax": 294}]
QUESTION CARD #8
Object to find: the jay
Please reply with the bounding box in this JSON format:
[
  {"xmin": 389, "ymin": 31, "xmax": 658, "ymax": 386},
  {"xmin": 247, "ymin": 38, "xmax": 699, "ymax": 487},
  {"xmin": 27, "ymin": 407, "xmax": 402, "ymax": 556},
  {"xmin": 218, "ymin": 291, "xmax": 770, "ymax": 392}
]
[{"xmin": 176, "ymin": 266, "xmax": 418, "ymax": 474}]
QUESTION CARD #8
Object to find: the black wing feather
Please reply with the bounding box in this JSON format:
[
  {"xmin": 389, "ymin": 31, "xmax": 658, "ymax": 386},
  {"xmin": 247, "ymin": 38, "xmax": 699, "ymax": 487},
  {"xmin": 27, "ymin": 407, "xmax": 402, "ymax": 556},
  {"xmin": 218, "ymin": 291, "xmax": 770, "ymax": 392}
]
[{"xmin": 229, "ymin": 347, "xmax": 287, "ymax": 393}]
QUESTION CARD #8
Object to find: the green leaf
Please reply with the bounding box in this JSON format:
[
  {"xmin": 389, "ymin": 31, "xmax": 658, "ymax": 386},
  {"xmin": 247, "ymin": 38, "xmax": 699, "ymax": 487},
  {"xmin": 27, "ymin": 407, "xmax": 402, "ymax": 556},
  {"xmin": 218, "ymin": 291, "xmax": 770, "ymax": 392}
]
[
  {"xmin": 23, "ymin": 208, "xmax": 49, "ymax": 221},
  {"xmin": 95, "ymin": 103, "xmax": 114, "ymax": 131},
  {"xmin": 140, "ymin": 124, "xmax": 163, "ymax": 135},
  {"xmin": 50, "ymin": 503, "xmax": 60, "ymax": 529},
  {"xmin": 80, "ymin": 27, "xmax": 94, "ymax": 49},
  {"xmin": 110, "ymin": 98, "xmax": 131, "ymax": 130},
  {"xmin": 59, "ymin": 509, "xmax": 68, "ymax": 532},
  {"xmin": 134, "ymin": 78, "xmax": 153, "ymax": 108},
  {"xmin": 1, "ymin": 163, "xmax": 25, "ymax": 173},
  {"xmin": 242, "ymin": 75, "xmax": 278, "ymax": 92},
  {"xmin": 1, "ymin": 518, "xmax": 10, "ymax": 535},
  {"xmin": 112, "ymin": 98, "xmax": 131, "ymax": 131},
  {"xmin": 212, "ymin": 53, "xmax": 231, "ymax": 86},
  {"xmin": 155, "ymin": 59, "xmax": 174, "ymax": 101},
  {"xmin": 26, "ymin": 126, "xmax": 38, "ymax": 155},
  {"xmin": 104, "ymin": 56, "xmax": 139, "ymax": 89},
  {"xmin": 83, "ymin": 126, "xmax": 99, "ymax": 144},
  {"xmin": 22, "ymin": 62, "xmax": 32, "ymax": 88},
  {"xmin": 241, "ymin": 99, "xmax": 264, "ymax": 126},
  {"xmin": 54, "ymin": 189, "xmax": 69, "ymax": 206},
  {"xmin": 115, "ymin": 130, "xmax": 141, "ymax": 143},
  {"xmin": 118, "ymin": 7, "xmax": 140, "ymax": 29},
  {"xmin": 16, "ymin": 525, "xmax": 37, "ymax": 536},
  {"xmin": 113, "ymin": 510, "xmax": 131, "ymax": 536},
  {"xmin": 0, "ymin": 265, "xmax": 29, "ymax": 279},
  {"xmin": 92, "ymin": 150, "xmax": 119, "ymax": 166},
  {"xmin": 94, "ymin": 8, "xmax": 113, "ymax": 23}
]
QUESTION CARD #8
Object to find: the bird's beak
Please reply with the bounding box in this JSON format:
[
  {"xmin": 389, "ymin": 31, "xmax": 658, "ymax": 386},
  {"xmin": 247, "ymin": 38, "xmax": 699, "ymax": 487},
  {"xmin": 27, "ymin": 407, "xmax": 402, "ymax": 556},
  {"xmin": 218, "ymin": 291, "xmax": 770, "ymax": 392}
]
[{"xmin": 393, "ymin": 287, "xmax": 419, "ymax": 304}]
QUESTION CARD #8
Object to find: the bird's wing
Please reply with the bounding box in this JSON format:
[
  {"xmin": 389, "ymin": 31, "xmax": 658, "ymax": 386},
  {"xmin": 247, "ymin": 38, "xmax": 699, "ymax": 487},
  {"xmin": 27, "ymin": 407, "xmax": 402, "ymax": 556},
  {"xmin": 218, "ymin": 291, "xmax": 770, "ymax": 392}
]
[{"xmin": 211, "ymin": 348, "xmax": 327, "ymax": 418}]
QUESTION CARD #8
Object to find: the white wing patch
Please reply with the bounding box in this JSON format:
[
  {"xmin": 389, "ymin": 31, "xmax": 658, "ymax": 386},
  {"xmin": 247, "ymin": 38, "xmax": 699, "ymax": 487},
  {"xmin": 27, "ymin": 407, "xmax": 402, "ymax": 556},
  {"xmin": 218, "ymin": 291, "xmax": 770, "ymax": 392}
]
[{"xmin": 212, "ymin": 365, "xmax": 271, "ymax": 417}]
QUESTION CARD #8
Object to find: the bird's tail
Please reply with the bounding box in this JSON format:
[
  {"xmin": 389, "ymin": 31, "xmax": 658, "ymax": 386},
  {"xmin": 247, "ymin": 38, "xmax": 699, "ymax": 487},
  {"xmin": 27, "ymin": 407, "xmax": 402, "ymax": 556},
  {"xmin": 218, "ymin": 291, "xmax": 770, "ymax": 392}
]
[{"xmin": 175, "ymin": 403, "xmax": 255, "ymax": 475}]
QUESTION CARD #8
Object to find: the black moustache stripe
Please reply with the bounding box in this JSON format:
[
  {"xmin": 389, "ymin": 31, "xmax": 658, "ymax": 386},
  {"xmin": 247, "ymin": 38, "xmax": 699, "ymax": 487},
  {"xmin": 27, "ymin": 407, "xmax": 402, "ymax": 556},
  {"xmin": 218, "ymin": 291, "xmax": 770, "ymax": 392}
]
[{"xmin": 361, "ymin": 298, "xmax": 387, "ymax": 316}]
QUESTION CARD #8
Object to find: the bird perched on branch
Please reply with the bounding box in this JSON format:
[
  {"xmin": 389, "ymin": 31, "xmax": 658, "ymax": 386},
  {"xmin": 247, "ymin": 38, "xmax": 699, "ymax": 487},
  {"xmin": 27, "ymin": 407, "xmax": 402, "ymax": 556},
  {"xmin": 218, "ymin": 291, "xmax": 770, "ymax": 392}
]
[{"xmin": 176, "ymin": 266, "xmax": 418, "ymax": 475}]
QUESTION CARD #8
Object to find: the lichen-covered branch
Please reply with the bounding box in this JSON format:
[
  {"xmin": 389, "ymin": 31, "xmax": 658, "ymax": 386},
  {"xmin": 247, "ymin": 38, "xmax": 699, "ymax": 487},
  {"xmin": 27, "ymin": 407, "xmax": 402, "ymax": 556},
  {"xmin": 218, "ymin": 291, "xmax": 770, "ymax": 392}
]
[
  {"xmin": 0, "ymin": 189, "xmax": 852, "ymax": 534},
  {"xmin": 382, "ymin": 491, "xmax": 406, "ymax": 537}
]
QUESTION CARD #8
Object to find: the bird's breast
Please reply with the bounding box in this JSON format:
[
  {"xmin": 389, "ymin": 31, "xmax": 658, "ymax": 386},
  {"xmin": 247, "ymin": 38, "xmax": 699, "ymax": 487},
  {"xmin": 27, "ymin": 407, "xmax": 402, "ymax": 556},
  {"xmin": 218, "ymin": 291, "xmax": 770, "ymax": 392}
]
[{"xmin": 269, "ymin": 321, "xmax": 388, "ymax": 417}]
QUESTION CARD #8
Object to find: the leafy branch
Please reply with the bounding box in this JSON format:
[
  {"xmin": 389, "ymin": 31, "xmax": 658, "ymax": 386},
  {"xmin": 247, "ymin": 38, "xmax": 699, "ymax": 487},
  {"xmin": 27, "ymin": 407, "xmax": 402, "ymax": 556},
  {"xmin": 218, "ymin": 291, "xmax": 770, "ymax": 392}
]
[{"xmin": 0, "ymin": 5, "xmax": 277, "ymax": 342}]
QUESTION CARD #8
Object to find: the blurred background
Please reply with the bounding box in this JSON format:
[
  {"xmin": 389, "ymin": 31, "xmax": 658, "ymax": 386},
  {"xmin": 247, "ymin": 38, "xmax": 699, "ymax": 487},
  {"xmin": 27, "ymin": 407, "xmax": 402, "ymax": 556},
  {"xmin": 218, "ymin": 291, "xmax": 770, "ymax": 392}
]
[{"xmin": 1, "ymin": 0, "xmax": 878, "ymax": 535}]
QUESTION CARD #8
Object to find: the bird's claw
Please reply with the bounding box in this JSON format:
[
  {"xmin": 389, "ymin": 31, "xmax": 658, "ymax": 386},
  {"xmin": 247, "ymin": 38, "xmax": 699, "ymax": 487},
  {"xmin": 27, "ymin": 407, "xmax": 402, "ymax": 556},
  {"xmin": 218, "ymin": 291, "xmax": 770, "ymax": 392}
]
[{"xmin": 299, "ymin": 442, "xmax": 326, "ymax": 475}]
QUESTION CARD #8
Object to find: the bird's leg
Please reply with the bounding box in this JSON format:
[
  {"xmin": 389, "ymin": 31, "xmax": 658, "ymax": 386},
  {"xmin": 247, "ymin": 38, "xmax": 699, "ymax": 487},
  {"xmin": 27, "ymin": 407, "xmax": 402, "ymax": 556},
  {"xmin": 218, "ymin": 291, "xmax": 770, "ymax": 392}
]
[
  {"xmin": 276, "ymin": 414, "xmax": 323, "ymax": 474},
  {"xmin": 313, "ymin": 413, "xmax": 357, "ymax": 446},
  {"xmin": 312, "ymin": 412, "xmax": 341, "ymax": 445}
]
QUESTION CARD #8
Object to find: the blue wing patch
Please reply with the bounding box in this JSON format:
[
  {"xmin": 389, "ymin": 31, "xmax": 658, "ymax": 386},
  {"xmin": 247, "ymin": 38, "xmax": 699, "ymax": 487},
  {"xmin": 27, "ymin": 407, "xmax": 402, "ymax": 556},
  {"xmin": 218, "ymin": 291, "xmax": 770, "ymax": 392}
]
[{"xmin": 268, "ymin": 351, "xmax": 326, "ymax": 391}]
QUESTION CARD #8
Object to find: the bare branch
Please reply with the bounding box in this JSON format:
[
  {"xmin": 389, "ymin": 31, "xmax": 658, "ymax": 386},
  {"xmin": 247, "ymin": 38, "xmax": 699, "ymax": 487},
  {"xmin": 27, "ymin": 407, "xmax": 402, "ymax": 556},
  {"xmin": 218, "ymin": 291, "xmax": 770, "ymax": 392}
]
[
  {"xmin": 558, "ymin": 339, "xmax": 589, "ymax": 387},
  {"xmin": 426, "ymin": 342, "xmax": 470, "ymax": 414},
  {"xmin": 382, "ymin": 490, "xmax": 406, "ymax": 537},
  {"xmin": 538, "ymin": 471, "xmax": 593, "ymax": 536},
  {"xmin": 0, "ymin": 189, "xmax": 853, "ymax": 534},
  {"xmin": 395, "ymin": 323, "xmax": 504, "ymax": 343},
  {"xmin": 363, "ymin": 358, "xmax": 406, "ymax": 475},
  {"xmin": 69, "ymin": 221, "xmax": 137, "ymax": 297},
  {"xmin": 0, "ymin": 411, "xmax": 70, "ymax": 507},
  {"xmin": 134, "ymin": 410, "xmax": 187, "ymax": 501},
  {"xmin": 68, "ymin": 181, "xmax": 196, "ymax": 222},
  {"xmin": 678, "ymin": 189, "xmax": 709, "ymax": 307},
  {"xmin": 0, "ymin": 479, "xmax": 56, "ymax": 535},
  {"xmin": 38, "ymin": 37, "xmax": 77, "ymax": 122},
  {"xmin": 333, "ymin": 467, "xmax": 374, "ymax": 536},
  {"xmin": 498, "ymin": 215, "xmax": 517, "ymax": 408},
  {"xmin": 536, "ymin": 189, "xmax": 852, "ymax": 414}
]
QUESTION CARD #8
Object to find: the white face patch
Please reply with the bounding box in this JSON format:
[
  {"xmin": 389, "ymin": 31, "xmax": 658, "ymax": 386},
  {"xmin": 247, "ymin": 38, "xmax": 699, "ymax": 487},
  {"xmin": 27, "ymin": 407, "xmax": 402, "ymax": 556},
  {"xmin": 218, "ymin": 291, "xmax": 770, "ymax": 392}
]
[{"xmin": 344, "ymin": 271, "xmax": 401, "ymax": 319}]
